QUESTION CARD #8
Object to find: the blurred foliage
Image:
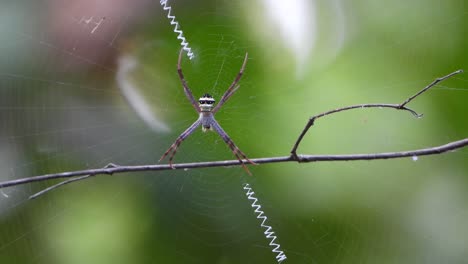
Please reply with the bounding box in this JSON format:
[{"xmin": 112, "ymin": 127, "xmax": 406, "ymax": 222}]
[{"xmin": 0, "ymin": 0, "xmax": 467, "ymax": 263}]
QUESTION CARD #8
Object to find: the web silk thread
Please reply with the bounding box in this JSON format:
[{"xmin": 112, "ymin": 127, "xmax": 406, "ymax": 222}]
[
  {"xmin": 159, "ymin": 0, "xmax": 195, "ymax": 60},
  {"xmin": 243, "ymin": 183, "xmax": 287, "ymax": 263}
]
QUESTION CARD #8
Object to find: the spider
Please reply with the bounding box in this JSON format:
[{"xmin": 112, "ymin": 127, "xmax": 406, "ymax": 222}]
[{"xmin": 159, "ymin": 49, "xmax": 257, "ymax": 175}]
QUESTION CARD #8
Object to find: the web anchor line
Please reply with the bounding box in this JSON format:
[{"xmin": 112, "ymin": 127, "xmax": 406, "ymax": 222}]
[
  {"xmin": 160, "ymin": 0, "xmax": 195, "ymax": 60},
  {"xmin": 243, "ymin": 183, "xmax": 287, "ymax": 263}
]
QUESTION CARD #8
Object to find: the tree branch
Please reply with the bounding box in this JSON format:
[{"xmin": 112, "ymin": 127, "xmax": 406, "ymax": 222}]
[
  {"xmin": 0, "ymin": 70, "xmax": 464, "ymax": 200},
  {"xmin": 0, "ymin": 138, "xmax": 466, "ymax": 194},
  {"xmin": 289, "ymin": 103, "xmax": 420, "ymax": 158},
  {"xmin": 399, "ymin": 69, "xmax": 463, "ymax": 107},
  {"xmin": 290, "ymin": 69, "xmax": 463, "ymax": 158}
]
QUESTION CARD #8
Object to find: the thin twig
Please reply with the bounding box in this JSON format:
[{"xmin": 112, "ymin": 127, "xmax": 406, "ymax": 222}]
[
  {"xmin": 290, "ymin": 103, "xmax": 420, "ymax": 157},
  {"xmin": 28, "ymin": 175, "xmax": 91, "ymax": 200},
  {"xmin": 399, "ymin": 69, "xmax": 463, "ymax": 107},
  {"xmin": 0, "ymin": 138, "xmax": 466, "ymax": 193},
  {"xmin": 290, "ymin": 70, "xmax": 463, "ymax": 158},
  {"xmin": 28, "ymin": 163, "xmax": 117, "ymax": 200}
]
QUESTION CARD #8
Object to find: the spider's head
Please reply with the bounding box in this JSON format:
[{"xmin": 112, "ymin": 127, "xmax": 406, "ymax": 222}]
[{"xmin": 199, "ymin": 93, "xmax": 216, "ymax": 112}]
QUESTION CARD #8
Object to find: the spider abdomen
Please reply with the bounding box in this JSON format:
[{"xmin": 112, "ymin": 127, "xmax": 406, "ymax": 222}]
[{"xmin": 200, "ymin": 112, "xmax": 215, "ymax": 132}]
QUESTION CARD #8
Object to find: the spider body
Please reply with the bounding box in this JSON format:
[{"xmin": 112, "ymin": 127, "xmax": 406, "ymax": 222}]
[
  {"xmin": 159, "ymin": 49, "xmax": 256, "ymax": 175},
  {"xmin": 200, "ymin": 114, "xmax": 214, "ymax": 131},
  {"xmin": 199, "ymin": 93, "xmax": 215, "ymax": 131}
]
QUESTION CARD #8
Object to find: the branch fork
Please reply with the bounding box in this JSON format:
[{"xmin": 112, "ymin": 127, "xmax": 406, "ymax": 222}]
[{"xmin": 290, "ymin": 69, "xmax": 463, "ymax": 160}]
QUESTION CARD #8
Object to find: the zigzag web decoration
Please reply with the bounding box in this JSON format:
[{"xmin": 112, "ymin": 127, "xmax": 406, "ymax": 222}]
[{"xmin": 160, "ymin": 0, "xmax": 195, "ymax": 59}]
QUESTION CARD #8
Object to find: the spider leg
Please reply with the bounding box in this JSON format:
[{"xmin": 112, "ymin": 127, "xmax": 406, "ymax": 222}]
[
  {"xmin": 212, "ymin": 52, "xmax": 248, "ymax": 114},
  {"xmin": 159, "ymin": 119, "xmax": 201, "ymax": 168},
  {"xmin": 210, "ymin": 117, "xmax": 256, "ymax": 175},
  {"xmin": 177, "ymin": 48, "xmax": 201, "ymax": 113},
  {"xmin": 223, "ymin": 85, "xmax": 240, "ymax": 103},
  {"xmin": 228, "ymin": 145, "xmax": 252, "ymax": 176}
]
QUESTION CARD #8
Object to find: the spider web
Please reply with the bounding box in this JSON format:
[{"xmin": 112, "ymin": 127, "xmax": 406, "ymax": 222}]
[{"xmin": 0, "ymin": 0, "xmax": 467, "ymax": 263}]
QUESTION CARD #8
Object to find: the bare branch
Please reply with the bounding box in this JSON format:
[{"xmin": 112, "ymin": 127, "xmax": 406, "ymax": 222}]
[
  {"xmin": 290, "ymin": 103, "xmax": 420, "ymax": 157},
  {"xmin": 28, "ymin": 175, "xmax": 91, "ymax": 200},
  {"xmin": 0, "ymin": 70, "xmax": 465, "ymax": 200},
  {"xmin": 290, "ymin": 70, "xmax": 463, "ymax": 158},
  {"xmin": 399, "ymin": 69, "xmax": 463, "ymax": 108},
  {"xmin": 0, "ymin": 138, "xmax": 466, "ymax": 198},
  {"xmin": 28, "ymin": 163, "xmax": 117, "ymax": 200}
]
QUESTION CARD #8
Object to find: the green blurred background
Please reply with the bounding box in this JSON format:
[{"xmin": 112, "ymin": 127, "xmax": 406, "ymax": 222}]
[{"xmin": 0, "ymin": 0, "xmax": 467, "ymax": 263}]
